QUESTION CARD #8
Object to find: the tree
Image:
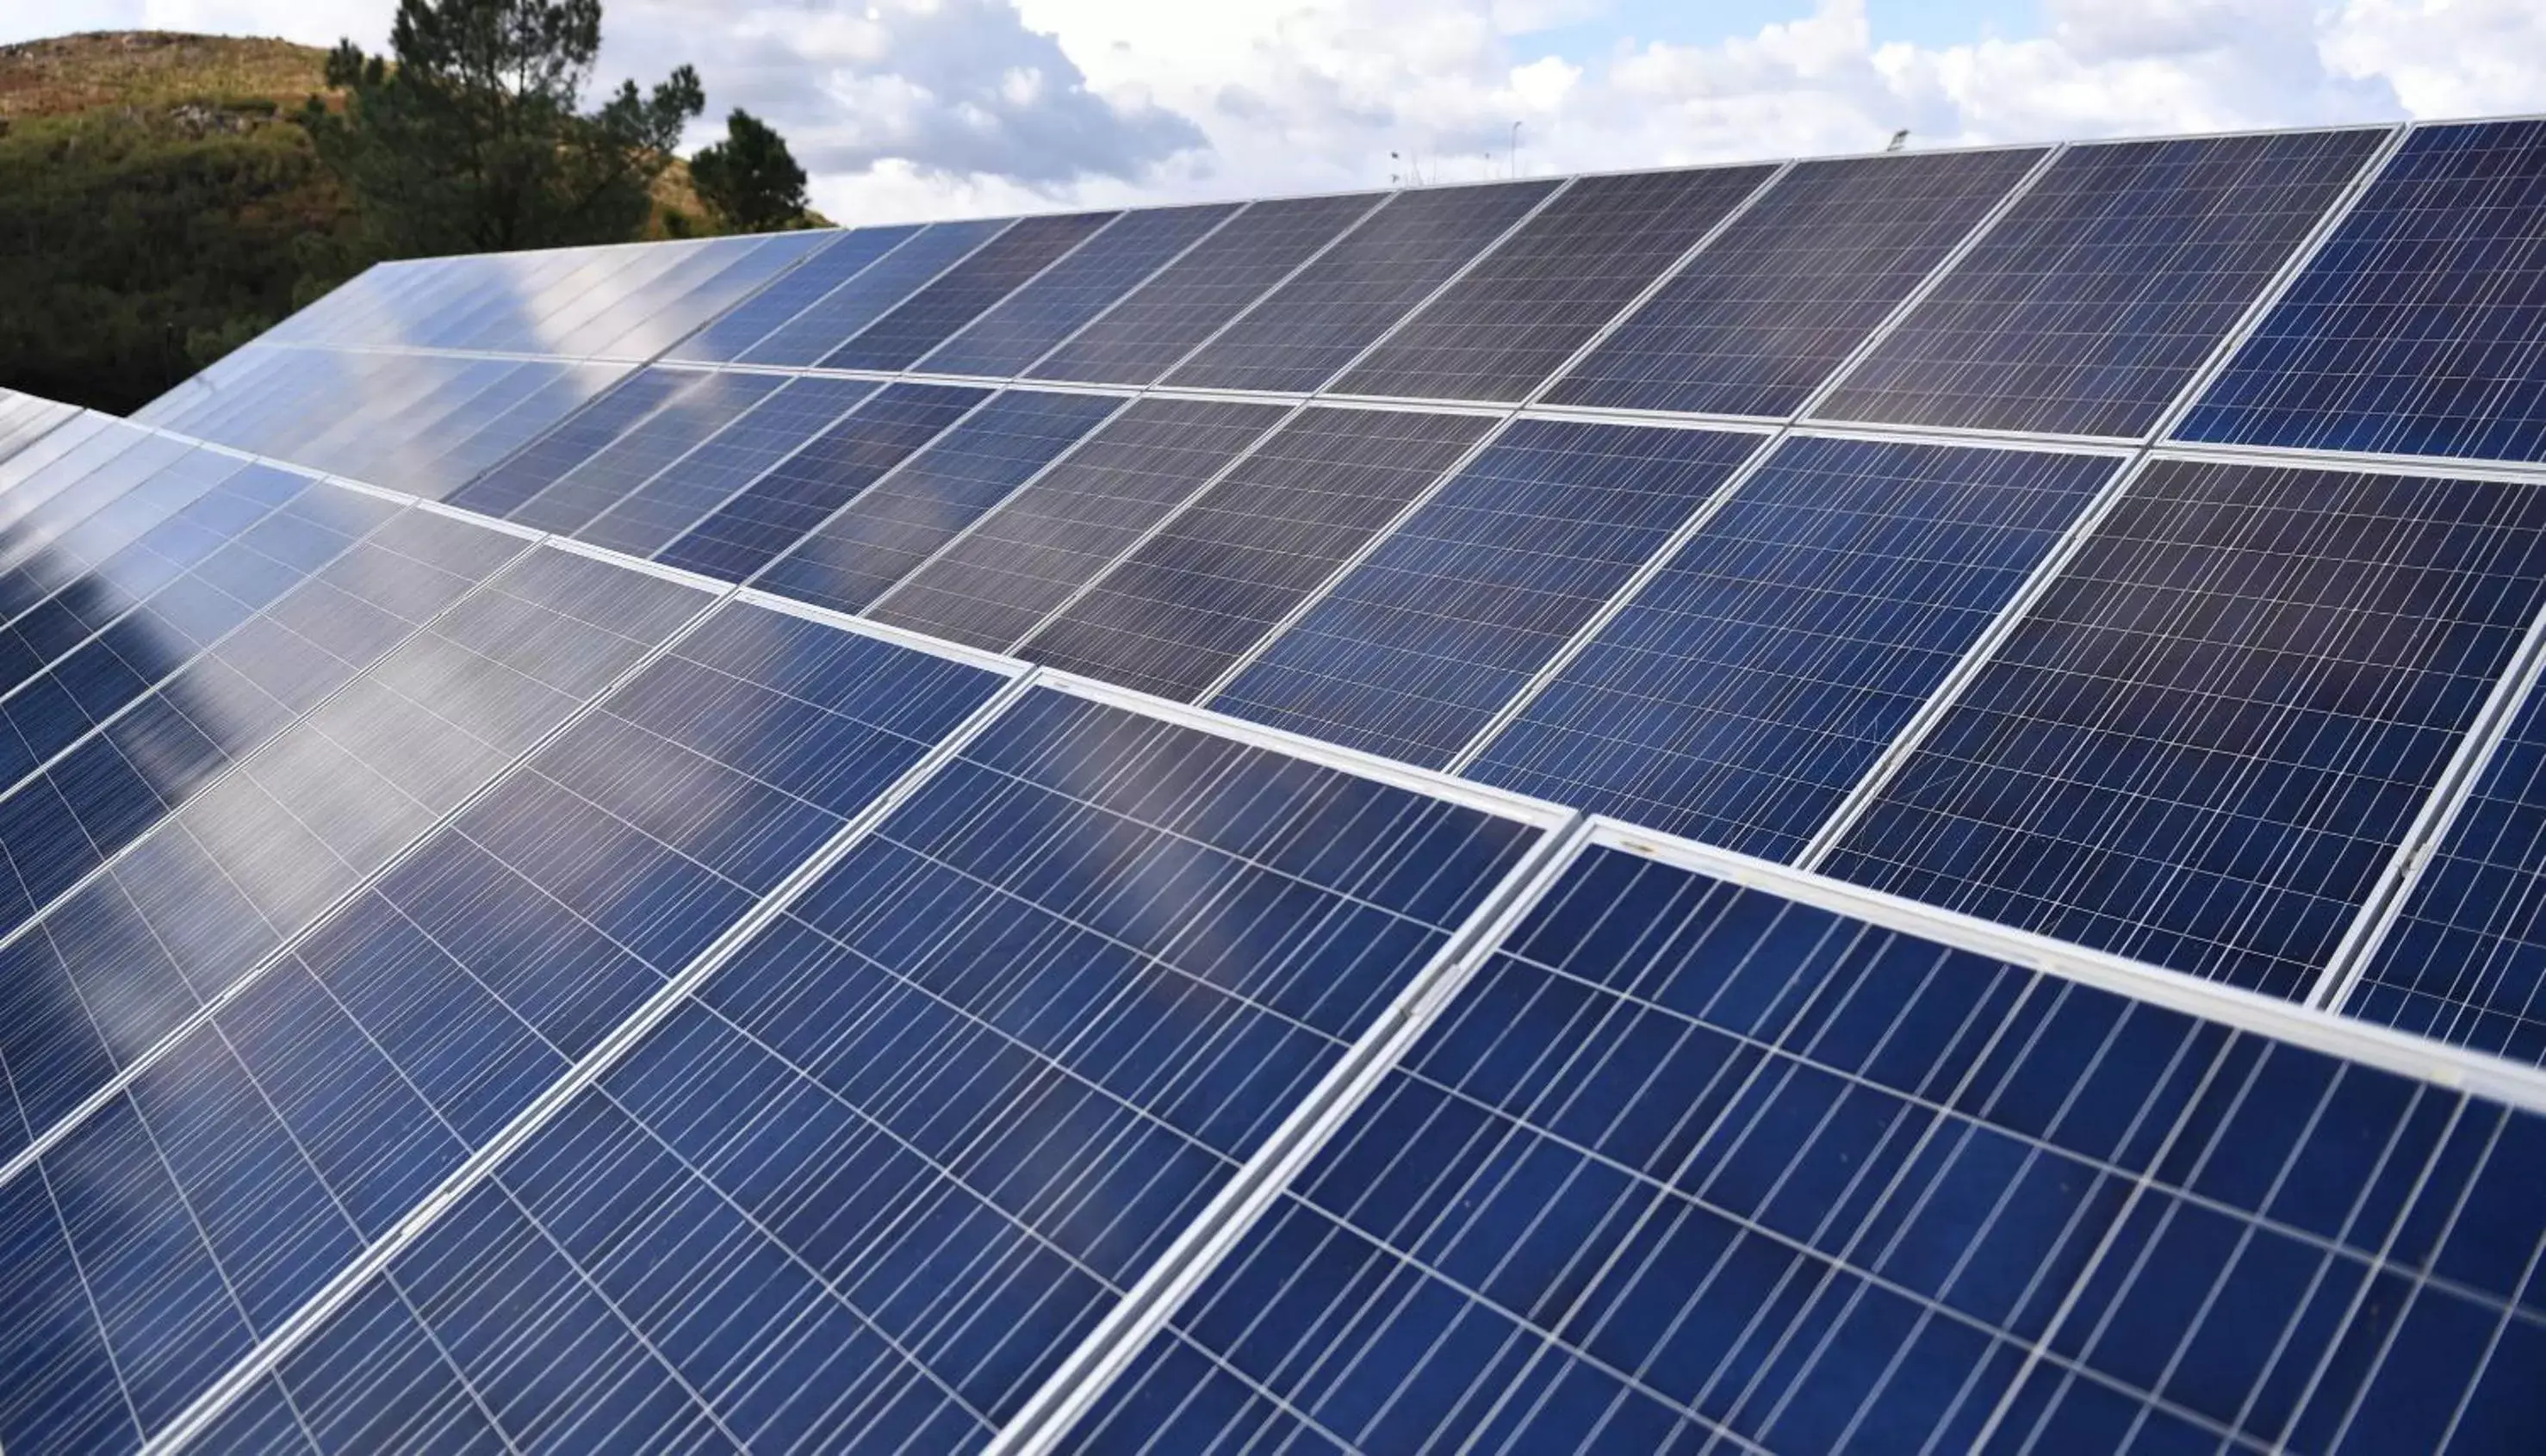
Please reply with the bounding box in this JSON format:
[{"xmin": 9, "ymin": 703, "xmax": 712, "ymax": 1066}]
[
  {"xmin": 304, "ymin": 0, "xmax": 703, "ymax": 260},
  {"xmin": 690, "ymin": 108, "xmax": 810, "ymax": 233}
]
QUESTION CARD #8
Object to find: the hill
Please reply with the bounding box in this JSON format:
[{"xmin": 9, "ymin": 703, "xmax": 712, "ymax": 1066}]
[{"xmin": 0, "ymin": 31, "xmax": 736, "ymax": 416}]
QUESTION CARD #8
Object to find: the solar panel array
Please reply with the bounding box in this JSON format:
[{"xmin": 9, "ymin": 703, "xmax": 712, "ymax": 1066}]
[{"xmin": 12, "ymin": 113, "xmax": 2546, "ymax": 1453}]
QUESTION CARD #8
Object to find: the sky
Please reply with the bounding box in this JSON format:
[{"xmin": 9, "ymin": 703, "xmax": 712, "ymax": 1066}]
[{"xmin": 6, "ymin": 0, "xmax": 2542, "ymax": 222}]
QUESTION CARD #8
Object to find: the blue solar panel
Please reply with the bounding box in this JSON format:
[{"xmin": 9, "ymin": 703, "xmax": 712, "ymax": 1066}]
[
  {"xmin": 1470, "ymin": 437, "xmax": 2119, "ymax": 859},
  {"xmin": 1816, "ymin": 128, "xmax": 2387, "ymax": 439},
  {"xmin": 819, "ymin": 211, "xmax": 1119, "ymax": 372},
  {"xmin": 507, "ymin": 370, "xmax": 792, "ymax": 536},
  {"xmin": 0, "ymin": 601, "xmax": 1010, "ymax": 1454},
  {"xmin": 919, "ymin": 203, "xmax": 1240, "ymax": 380},
  {"xmin": 575, "ymin": 375, "xmax": 879, "ymax": 561},
  {"xmin": 2349, "ymin": 671, "xmax": 2546, "ymax": 1064},
  {"xmin": 1827, "ymin": 456, "xmax": 2546, "ymax": 1000},
  {"xmin": 665, "ymin": 226, "xmax": 923, "ymax": 363},
  {"xmin": 741, "ymin": 220, "xmax": 1009, "ymax": 369},
  {"xmin": 1545, "ymin": 147, "xmax": 2045, "ymax": 418},
  {"xmin": 1165, "ymin": 182, "xmax": 1561, "ymax": 395},
  {"xmin": 1212, "ymin": 419, "xmax": 1764, "ymax": 769},
  {"xmin": 2178, "ymin": 121, "xmax": 2546, "ymax": 462},
  {"xmin": 654, "ymin": 381, "xmax": 988, "ymax": 582},
  {"xmin": 1060, "ymin": 835, "xmax": 2546, "ymax": 1456},
  {"xmin": 183, "ymin": 685, "xmax": 1549, "ymax": 1454},
  {"xmin": 754, "ymin": 388, "xmax": 1125, "ymax": 616},
  {"xmin": 448, "ymin": 365, "xmax": 714, "ymax": 518}
]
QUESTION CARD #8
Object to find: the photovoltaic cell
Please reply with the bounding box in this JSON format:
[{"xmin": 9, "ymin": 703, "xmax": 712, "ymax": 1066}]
[
  {"xmin": 1063, "ymin": 840, "xmax": 2546, "ymax": 1456},
  {"xmin": 1027, "ymin": 194, "xmax": 1381, "ymax": 387},
  {"xmin": 0, "ymin": 599, "xmax": 997, "ymax": 1455},
  {"xmin": 1544, "ymin": 147, "xmax": 2046, "ymax": 418},
  {"xmin": 506, "ymin": 370, "xmax": 793, "ymax": 536},
  {"xmin": 386, "ymin": 360, "xmax": 636, "ymax": 500},
  {"xmin": 1333, "ymin": 164, "xmax": 1777, "ymax": 404},
  {"xmin": 195, "ymin": 685, "xmax": 1543, "ymax": 1456},
  {"xmin": 754, "ymin": 388, "xmax": 1124, "ymax": 616},
  {"xmin": 571, "ymin": 230, "xmax": 839, "ymax": 362},
  {"xmin": 1211, "ymin": 419, "xmax": 1763, "ymax": 768},
  {"xmin": 1826, "ymin": 457, "xmax": 2546, "ymax": 1000},
  {"xmin": 576, "ymin": 375, "xmax": 879, "ymax": 561},
  {"xmin": 1022, "ymin": 406, "xmax": 1496, "ymax": 701},
  {"xmin": 869, "ymin": 396, "xmax": 1289, "ymax": 651},
  {"xmin": 1466, "ymin": 437, "xmax": 2115, "ymax": 859},
  {"xmin": 448, "ymin": 365, "xmax": 715, "ymax": 518},
  {"xmin": 664, "ymin": 226, "xmax": 923, "ymax": 362},
  {"xmin": 2348, "ymin": 677, "xmax": 2546, "ymax": 1065},
  {"xmin": 1816, "ymin": 128, "xmax": 2387, "ymax": 439},
  {"xmin": 1166, "ymin": 182, "xmax": 1561, "ymax": 395},
  {"xmin": 918, "ymin": 203, "xmax": 1241, "ymax": 380},
  {"xmin": 818, "ymin": 211, "xmax": 1119, "ymax": 372},
  {"xmin": 740, "ymin": 220, "xmax": 1009, "ymax": 369},
  {"xmin": 655, "ymin": 381, "xmax": 989, "ymax": 582}
]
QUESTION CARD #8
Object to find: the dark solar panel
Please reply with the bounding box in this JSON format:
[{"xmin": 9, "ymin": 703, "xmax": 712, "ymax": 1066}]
[
  {"xmin": 0, "ymin": 600, "xmax": 1008, "ymax": 1453},
  {"xmin": 1028, "ymin": 193, "xmax": 1381, "ymax": 387},
  {"xmin": 1468, "ymin": 437, "xmax": 2119, "ymax": 858},
  {"xmin": 654, "ymin": 381, "xmax": 989, "ymax": 582},
  {"xmin": 1211, "ymin": 418, "xmax": 1764, "ymax": 767},
  {"xmin": 1022, "ymin": 406, "xmax": 1496, "ymax": 701},
  {"xmin": 918, "ymin": 202, "xmax": 1240, "ymax": 379},
  {"xmin": 184, "ymin": 685, "xmax": 1546, "ymax": 1455},
  {"xmin": 507, "ymin": 370, "xmax": 792, "ymax": 536},
  {"xmin": 1165, "ymin": 181, "xmax": 1561, "ymax": 394},
  {"xmin": 664, "ymin": 226, "xmax": 922, "ymax": 362},
  {"xmin": 1816, "ymin": 127, "xmax": 2388, "ymax": 438},
  {"xmin": 1332, "ymin": 164, "xmax": 1778, "ymax": 404},
  {"xmin": 819, "ymin": 211, "xmax": 1120, "ymax": 372},
  {"xmin": 1826, "ymin": 456, "xmax": 2546, "ymax": 1000},
  {"xmin": 868, "ymin": 396, "xmax": 1289, "ymax": 650},
  {"xmin": 2177, "ymin": 120, "xmax": 2546, "ymax": 462},
  {"xmin": 575, "ymin": 375, "xmax": 879, "ymax": 560},
  {"xmin": 1545, "ymin": 147, "xmax": 2046, "ymax": 418},
  {"xmin": 739, "ymin": 219, "xmax": 1008, "ymax": 368},
  {"xmin": 755, "ymin": 388, "xmax": 1125, "ymax": 616},
  {"xmin": 1063, "ymin": 836, "xmax": 2546, "ymax": 1456},
  {"xmin": 447, "ymin": 365, "xmax": 714, "ymax": 518}
]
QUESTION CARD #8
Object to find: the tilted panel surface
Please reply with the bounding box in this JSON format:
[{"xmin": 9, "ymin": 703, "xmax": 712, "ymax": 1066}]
[
  {"xmin": 1826, "ymin": 457, "xmax": 2546, "ymax": 1000},
  {"xmin": 1211, "ymin": 418, "xmax": 1763, "ymax": 768},
  {"xmin": 1332, "ymin": 164, "xmax": 1777, "ymax": 405},
  {"xmin": 577, "ymin": 375, "xmax": 880, "ymax": 561},
  {"xmin": 655, "ymin": 381, "xmax": 989, "ymax": 583},
  {"xmin": 869, "ymin": 396, "xmax": 1289, "ymax": 651},
  {"xmin": 755, "ymin": 388, "xmax": 1125, "ymax": 616},
  {"xmin": 740, "ymin": 220, "xmax": 1009, "ymax": 369},
  {"xmin": 918, "ymin": 203, "xmax": 1241, "ymax": 380},
  {"xmin": 1065, "ymin": 842, "xmax": 2546, "ymax": 1456},
  {"xmin": 1816, "ymin": 127, "xmax": 2386, "ymax": 439},
  {"xmin": 1165, "ymin": 182, "xmax": 1560, "ymax": 395},
  {"xmin": 2177, "ymin": 120, "xmax": 2546, "ymax": 462},
  {"xmin": 1022, "ymin": 406, "xmax": 1496, "ymax": 701},
  {"xmin": 0, "ymin": 601, "xmax": 1005, "ymax": 1455},
  {"xmin": 507, "ymin": 370, "xmax": 794, "ymax": 536},
  {"xmin": 1470, "ymin": 438, "xmax": 2117, "ymax": 860},
  {"xmin": 666, "ymin": 226, "xmax": 922, "ymax": 363},
  {"xmin": 1027, "ymin": 194, "xmax": 1378, "ymax": 387},
  {"xmin": 819, "ymin": 211, "xmax": 1120, "ymax": 372},
  {"xmin": 448, "ymin": 365, "xmax": 716, "ymax": 519},
  {"xmin": 1544, "ymin": 147, "xmax": 2044, "ymax": 418},
  {"xmin": 190, "ymin": 686, "xmax": 1544, "ymax": 1455}
]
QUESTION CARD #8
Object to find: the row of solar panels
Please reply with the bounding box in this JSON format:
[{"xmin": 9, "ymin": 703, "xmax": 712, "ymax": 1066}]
[
  {"xmin": 151, "ymin": 117, "xmax": 2546, "ymax": 471},
  {"xmin": 64, "ymin": 327, "xmax": 2546, "ymax": 1068},
  {"xmin": 0, "ymin": 393, "xmax": 2536, "ymax": 1455}
]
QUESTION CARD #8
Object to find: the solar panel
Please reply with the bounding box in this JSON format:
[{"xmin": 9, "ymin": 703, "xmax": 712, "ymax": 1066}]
[
  {"xmin": 177, "ymin": 683, "xmax": 1552, "ymax": 1454},
  {"xmin": 576, "ymin": 375, "xmax": 881, "ymax": 561},
  {"xmin": 754, "ymin": 387, "xmax": 1126, "ymax": 616},
  {"xmin": 1816, "ymin": 128, "xmax": 2388, "ymax": 439},
  {"xmin": 448, "ymin": 365, "xmax": 716, "ymax": 517},
  {"xmin": 1165, "ymin": 182, "xmax": 1562, "ymax": 394},
  {"xmin": 1468, "ymin": 437, "xmax": 2120, "ymax": 859},
  {"xmin": 1543, "ymin": 147, "xmax": 2045, "ymax": 418},
  {"xmin": 1823, "ymin": 455, "xmax": 2546, "ymax": 1000},
  {"xmin": 1331, "ymin": 164, "xmax": 1778, "ymax": 404},
  {"xmin": 0, "ymin": 600, "xmax": 1011, "ymax": 1453},
  {"xmin": 506, "ymin": 369, "xmax": 793, "ymax": 536},
  {"xmin": 1058, "ymin": 829, "xmax": 2546, "ymax": 1456},
  {"xmin": 868, "ymin": 396, "xmax": 1289, "ymax": 650},
  {"xmin": 1210, "ymin": 418, "xmax": 1765, "ymax": 768},
  {"xmin": 740, "ymin": 220, "xmax": 1009, "ymax": 369},
  {"xmin": 818, "ymin": 211, "xmax": 1120, "ymax": 372},
  {"xmin": 654, "ymin": 381, "xmax": 989, "ymax": 582},
  {"xmin": 918, "ymin": 203, "xmax": 1241, "ymax": 379},
  {"xmin": 665, "ymin": 226, "xmax": 922, "ymax": 363},
  {"xmin": 2177, "ymin": 120, "xmax": 2546, "ymax": 462},
  {"xmin": 1021, "ymin": 406, "xmax": 1497, "ymax": 701},
  {"xmin": 1028, "ymin": 194, "xmax": 1381, "ymax": 387}
]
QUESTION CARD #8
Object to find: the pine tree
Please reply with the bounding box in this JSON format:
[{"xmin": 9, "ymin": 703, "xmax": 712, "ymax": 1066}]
[{"xmin": 690, "ymin": 108, "xmax": 811, "ymax": 233}]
